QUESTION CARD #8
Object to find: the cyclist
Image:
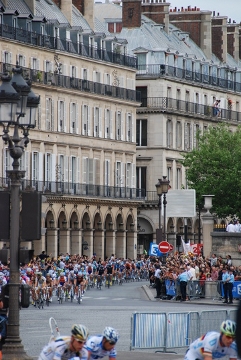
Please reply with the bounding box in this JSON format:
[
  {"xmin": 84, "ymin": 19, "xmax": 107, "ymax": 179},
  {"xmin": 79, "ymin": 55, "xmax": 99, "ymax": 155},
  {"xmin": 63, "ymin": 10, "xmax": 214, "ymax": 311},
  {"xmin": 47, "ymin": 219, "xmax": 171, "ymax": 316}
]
[
  {"xmin": 35, "ymin": 271, "xmax": 46, "ymax": 301},
  {"xmin": 45, "ymin": 273, "xmax": 53, "ymax": 302},
  {"xmin": 57, "ymin": 272, "xmax": 67, "ymax": 301},
  {"xmin": 38, "ymin": 324, "xmax": 89, "ymax": 360},
  {"xmin": 83, "ymin": 326, "xmax": 118, "ymax": 360},
  {"xmin": 74, "ymin": 272, "xmax": 84, "ymax": 301},
  {"xmin": 185, "ymin": 320, "xmax": 237, "ymax": 360},
  {"xmin": 96, "ymin": 262, "xmax": 105, "ymax": 289},
  {"xmin": 105, "ymin": 262, "xmax": 113, "ymax": 286}
]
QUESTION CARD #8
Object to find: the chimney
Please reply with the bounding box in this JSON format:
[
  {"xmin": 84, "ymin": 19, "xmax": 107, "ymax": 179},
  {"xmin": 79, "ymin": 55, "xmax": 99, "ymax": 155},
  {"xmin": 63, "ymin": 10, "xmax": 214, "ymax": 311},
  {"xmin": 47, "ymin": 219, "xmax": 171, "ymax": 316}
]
[
  {"xmin": 170, "ymin": 8, "xmax": 212, "ymax": 59},
  {"xmin": 24, "ymin": 0, "xmax": 36, "ymax": 15},
  {"xmin": 52, "ymin": 0, "xmax": 72, "ymax": 25},
  {"xmin": 72, "ymin": 0, "xmax": 94, "ymax": 30},
  {"xmin": 122, "ymin": 0, "xmax": 142, "ymax": 29},
  {"xmin": 211, "ymin": 16, "xmax": 227, "ymax": 62},
  {"xmin": 227, "ymin": 23, "xmax": 239, "ymax": 61},
  {"xmin": 141, "ymin": 0, "xmax": 170, "ymax": 34}
]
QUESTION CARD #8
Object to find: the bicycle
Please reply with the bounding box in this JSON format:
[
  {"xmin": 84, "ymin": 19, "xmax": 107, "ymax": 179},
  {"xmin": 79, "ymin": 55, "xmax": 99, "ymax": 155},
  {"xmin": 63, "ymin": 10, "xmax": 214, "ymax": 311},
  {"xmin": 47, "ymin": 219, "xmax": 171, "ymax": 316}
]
[
  {"xmin": 36, "ymin": 287, "xmax": 44, "ymax": 309},
  {"xmin": 76, "ymin": 285, "xmax": 83, "ymax": 304},
  {"xmin": 69, "ymin": 284, "xmax": 75, "ymax": 302},
  {"xmin": 97, "ymin": 275, "xmax": 103, "ymax": 290},
  {"xmin": 105, "ymin": 274, "xmax": 111, "ymax": 288},
  {"xmin": 45, "ymin": 286, "xmax": 51, "ymax": 306},
  {"xmin": 58, "ymin": 285, "xmax": 65, "ymax": 304}
]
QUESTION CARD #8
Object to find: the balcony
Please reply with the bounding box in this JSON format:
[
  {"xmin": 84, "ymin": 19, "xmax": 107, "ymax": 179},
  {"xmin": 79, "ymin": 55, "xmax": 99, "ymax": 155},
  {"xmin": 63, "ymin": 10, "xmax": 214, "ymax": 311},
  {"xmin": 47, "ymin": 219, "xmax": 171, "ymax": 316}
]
[
  {"xmin": 137, "ymin": 64, "xmax": 241, "ymax": 93},
  {"xmin": 139, "ymin": 97, "xmax": 241, "ymax": 122},
  {"xmin": 0, "ymin": 24, "xmax": 137, "ymax": 69},
  {"xmin": 0, "ymin": 177, "xmax": 145, "ymax": 200},
  {"xmin": 0, "ymin": 63, "xmax": 141, "ymax": 103}
]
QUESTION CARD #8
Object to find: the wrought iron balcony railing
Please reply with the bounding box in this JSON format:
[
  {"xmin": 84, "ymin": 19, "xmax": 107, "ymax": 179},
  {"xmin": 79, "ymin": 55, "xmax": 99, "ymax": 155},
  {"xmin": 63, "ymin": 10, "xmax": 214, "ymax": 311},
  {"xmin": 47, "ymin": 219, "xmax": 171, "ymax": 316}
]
[
  {"xmin": 139, "ymin": 97, "xmax": 241, "ymax": 122},
  {"xmin": 0, "ymin": 177, "xmax": 145, "ymax": 200},
  {"xmin": 0, "ymin": 63, "xmax": 140, "ymax": 103},
  {"xmin": 0, "ymin": 24, "xmax": 137, "ymax": 69},
  {"xmin": 137, "ymin": 64, "xmax": 241, "ymax": 93}
]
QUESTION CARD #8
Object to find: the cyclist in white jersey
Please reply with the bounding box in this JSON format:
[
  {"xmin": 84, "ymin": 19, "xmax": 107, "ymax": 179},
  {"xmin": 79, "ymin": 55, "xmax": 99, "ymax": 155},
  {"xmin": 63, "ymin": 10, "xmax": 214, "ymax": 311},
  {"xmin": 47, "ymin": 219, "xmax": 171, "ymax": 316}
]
[
  {"xmin": 185, "ymin": 320, "xmax": 237, "ymax": 360},
  {"xmin": 38, "ymin": 324, "xmax": 89, "ymax": 360},
  {"xmin": 70, "ymin": 327, "xmax": 118, "ymax": 360}
]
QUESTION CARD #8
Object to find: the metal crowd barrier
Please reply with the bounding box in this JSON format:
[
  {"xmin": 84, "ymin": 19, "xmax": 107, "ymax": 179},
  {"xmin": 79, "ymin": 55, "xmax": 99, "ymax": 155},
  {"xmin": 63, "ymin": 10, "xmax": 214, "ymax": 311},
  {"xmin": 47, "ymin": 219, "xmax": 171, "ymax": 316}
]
[
  {"xmin": 130, "ymin": 310, "xmax": 237, "ymax": 352},
  {"xmin": 164, "ymin": 280, "xmax": 241, "ymax": 301}
]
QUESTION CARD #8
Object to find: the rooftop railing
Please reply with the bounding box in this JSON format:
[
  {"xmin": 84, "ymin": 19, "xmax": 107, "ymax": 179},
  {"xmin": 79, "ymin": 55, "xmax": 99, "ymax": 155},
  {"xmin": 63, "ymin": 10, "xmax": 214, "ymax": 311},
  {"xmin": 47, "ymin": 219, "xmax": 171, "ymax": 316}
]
[
  {"xmin": 0, "ymin": 24, "xmax": 137, "ymax": 69},
  {"xmin": 137, "ymin": 64, "xmax": 241, "ymax": 93},
  {"xmin": 139, "ymin": 97, "xmax": 241, "ymax": 122},
  {"xmin": 0, "ymin": 177, "xmax": 145, "ymax": 200}
]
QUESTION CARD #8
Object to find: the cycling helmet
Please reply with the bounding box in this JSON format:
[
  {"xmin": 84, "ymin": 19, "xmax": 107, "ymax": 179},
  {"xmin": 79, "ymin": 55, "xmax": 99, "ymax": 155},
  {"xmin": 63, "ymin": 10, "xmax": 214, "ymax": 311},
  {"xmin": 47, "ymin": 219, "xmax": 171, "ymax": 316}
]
[
  {"xmin": 71, "ymin": 324, "xmax": 89, "ymax": 341},
  {"xmin": 60, "ymin": 272, "xmax": 65, "ymax": 276},
  {"xmin": 220, "ymin": 320, "xmax": 236, "ymax": 336},
  {"xmin": 103, "ymin": 327, "xmax": 119, "ymax": 343}
]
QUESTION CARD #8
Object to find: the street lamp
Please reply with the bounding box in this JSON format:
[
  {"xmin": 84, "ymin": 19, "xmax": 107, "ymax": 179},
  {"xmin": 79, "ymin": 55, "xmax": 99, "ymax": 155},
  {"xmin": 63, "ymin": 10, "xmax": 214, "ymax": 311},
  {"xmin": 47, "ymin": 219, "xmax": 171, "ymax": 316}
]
[
  {"xmin": 0, "ymin": 66, "xmax": 40, "ymax": 360},
  {"xmin": 155, "ymin": 176, "xmax": 170, "ymax": 242}
]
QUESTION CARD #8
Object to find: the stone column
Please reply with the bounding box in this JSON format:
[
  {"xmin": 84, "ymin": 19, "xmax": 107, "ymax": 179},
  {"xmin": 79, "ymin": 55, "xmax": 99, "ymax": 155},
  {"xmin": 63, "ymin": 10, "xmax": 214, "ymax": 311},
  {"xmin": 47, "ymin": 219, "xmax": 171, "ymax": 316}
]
[
  {"xmin": 116, "ymin": 231, "xmax": 125, "ymax": 258},
  {"xmin": 126, "ymin": 231, "xmax": 135, "ymax": 259},
  {"xmin": 82, "ymin": 230, "xmax": 93, "ymax": 258},
  {"xmin": 202, "ymin": 195, "xmax": 214, "ymax": 258},
  {"xmin": 46, "ymin": 229, "xmax": 58, "ymax": 257},
  {"xmin": 105, "ymin": 231, "xmax": 115, "ymax": 258},
  {"xmin": 59, "ymin": 229, "xmax": 70, "ymax": 254},
  {"xmin": 71, "ymin": 229, "xmax": 82, "ymax": 255},
  {"xmin": 94, "ymin": 230, "xmax": 104, "ymax": 260}
]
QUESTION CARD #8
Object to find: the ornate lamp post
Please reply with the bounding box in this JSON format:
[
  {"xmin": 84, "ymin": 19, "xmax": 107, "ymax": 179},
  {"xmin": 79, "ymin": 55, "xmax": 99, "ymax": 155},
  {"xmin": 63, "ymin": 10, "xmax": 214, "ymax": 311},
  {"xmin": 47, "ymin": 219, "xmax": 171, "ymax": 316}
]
[
  {"xmin": 0, "ymin": 65, "xmax": 40, "ymax": 360},
  {"xmin": 155, "ymin": 176, "xmax": 170, "ymax": 242}
]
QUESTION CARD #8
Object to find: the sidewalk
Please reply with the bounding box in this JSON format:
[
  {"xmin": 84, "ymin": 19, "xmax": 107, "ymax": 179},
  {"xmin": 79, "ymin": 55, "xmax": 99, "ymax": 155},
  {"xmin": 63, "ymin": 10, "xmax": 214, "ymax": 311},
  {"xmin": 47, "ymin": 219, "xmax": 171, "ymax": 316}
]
[{"xmin": 142, "ymin": 284, "xmax": 239, "ymax": 307}]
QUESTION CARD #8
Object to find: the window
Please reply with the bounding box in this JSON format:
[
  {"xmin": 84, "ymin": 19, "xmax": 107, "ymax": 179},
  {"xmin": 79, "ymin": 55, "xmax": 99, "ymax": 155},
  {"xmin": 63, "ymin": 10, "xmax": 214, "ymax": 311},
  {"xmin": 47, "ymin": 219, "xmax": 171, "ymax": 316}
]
[
  {"xmin": 32, "ymin": 152, "xmax": 43, "ymax": 183},
  {"xmin": 94, "ymin": 107, "xmax": 102, "ymax": 137},
  {"xmin": 70, "ymin": 102, "xmax": 78, "ymax": 134},
  {"xmin": 45, "ymin": 60, "xmax": 53, "ymax": 73},
  {"xmin": 104, "ymin": 109, "xmax": 112, "ymax": 139},
  {"xmin": 82, "ymin": 157, "xmax": 100, "ymax": 194},
  {"xmin": 126, "ymin": 113, "xmax": 133, "ymax": 142},
  {"xmin": 46, "ymin": 97, "xmax": 53, "ymax": 131},
  {"xmin": 137, "ymin": 53, "xmax": 146, "ymax": 73},
  {"xmin": 57, "ymin": 155, "xmax": 65, "ymax": 182},
  {"xmin": 166, "ymin": 119, "xmax": 173, "ymax": 148},
  {"xmin": 126, "ymin": 163, "xmax": 131, "ymax": 188},
  {"xmin": 4, "ymin": 148, "xmax": 11, "ymax": 178},
  {"xmin": 195, "ymin": 93, "xmax": 200, "ymax": 114},
  {"xmin": 116, "ymin": 161, "xmax": 122, "ymax": 187},
  {"xmin": 193, "ymin": 124, "xmax": 200, "ymax": 149},
  {"xmin": 82, "ymin": 68, "xmax": 87, "ymax": 80},
  {"xmin": 116, "ymin": 111, "xmax": 122, "ymax": 140},
  {"xmin": 136, "ymin": 119, "xmax": 147, "ymax": 146},
  {"xmin": 2, "ymin": 51, "xmax": 12, "ymax": 72},
  {"xmin": 167, "ymin": 166, "xmax": 172, "ymax": 189},
  {"xmin": 104, "ymin": 159, "xmax": 111, "ymax": 196},
  {"xmin": 136, "ymin": 167, "xmax": 146, "ymax": 197},
  {"xmin": 176, "ymin": 121, "xmax": 182, "ymax": 149},
  {"xmin": 58, "ymin": 100, "xmax": 66, "ymax": 132},
  {"xmin": 82, "ymin": 105, "xmax": 89, "ymax": 135},
  {"xmin": 45, "ymin": 153, "xmax": 56, "ymax": 182},
  {"xmin": 70, "ymin": 65, "xmax": 77, "ymax": 78},
  {"xmin": 185, "ymin": 122, "xmax": 192, "ymax": 151},
  {"xmin": 176, "ymin": 167, "xmax": 181, "ymax": 189},
  {"xmin": 18, "ymin": 54, "xmax": 25, "ymax": 67}
]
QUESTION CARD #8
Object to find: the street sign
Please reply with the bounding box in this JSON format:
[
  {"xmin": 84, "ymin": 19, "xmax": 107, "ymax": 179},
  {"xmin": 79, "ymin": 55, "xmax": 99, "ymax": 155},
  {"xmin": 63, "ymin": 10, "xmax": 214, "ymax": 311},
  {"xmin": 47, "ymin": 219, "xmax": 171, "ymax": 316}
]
[
  {"xmin": 158, "ymin": 241, "xmax": 170, "ymax": 254},
  {"xmin": 169, "ymin": 244, "xmax": 173, "ymax": 251}
]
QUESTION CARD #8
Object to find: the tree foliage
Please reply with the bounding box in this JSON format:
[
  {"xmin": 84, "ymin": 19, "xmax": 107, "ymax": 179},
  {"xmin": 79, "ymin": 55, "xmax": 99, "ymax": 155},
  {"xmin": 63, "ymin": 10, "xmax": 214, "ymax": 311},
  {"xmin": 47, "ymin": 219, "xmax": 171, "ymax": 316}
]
[{"xmin": 181, "ymin": 124, "xmax": 241, "ymax": 218}]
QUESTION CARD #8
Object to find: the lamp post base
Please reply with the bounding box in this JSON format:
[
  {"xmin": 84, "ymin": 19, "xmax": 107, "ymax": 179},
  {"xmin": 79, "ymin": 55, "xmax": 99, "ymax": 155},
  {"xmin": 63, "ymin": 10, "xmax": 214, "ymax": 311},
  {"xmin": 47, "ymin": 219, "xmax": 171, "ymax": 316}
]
[{"xmin": 2, "ymin": 340, "xmax": 34, "ymax": 360}]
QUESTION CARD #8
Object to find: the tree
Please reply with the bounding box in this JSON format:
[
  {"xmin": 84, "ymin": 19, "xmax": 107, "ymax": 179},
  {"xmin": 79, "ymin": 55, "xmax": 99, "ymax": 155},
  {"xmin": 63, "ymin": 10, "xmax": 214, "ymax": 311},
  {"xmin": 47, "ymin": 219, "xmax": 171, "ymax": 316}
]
[{"xmin": 181, "ymin": 124, "xmax": 241, "ymax": 218}]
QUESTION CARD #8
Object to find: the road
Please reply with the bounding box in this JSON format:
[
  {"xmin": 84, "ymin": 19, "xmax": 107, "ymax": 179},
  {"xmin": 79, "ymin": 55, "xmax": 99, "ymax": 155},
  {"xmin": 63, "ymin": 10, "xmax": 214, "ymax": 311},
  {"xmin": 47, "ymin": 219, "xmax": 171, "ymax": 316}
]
[{"xmin": 19, "ymin": 280, "xmax": 235, "ymax": 358}]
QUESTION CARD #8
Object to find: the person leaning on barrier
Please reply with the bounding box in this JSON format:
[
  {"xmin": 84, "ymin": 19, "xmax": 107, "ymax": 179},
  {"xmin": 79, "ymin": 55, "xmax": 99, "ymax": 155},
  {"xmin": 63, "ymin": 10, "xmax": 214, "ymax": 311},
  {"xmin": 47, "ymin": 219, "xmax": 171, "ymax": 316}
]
[
  {"xmin": 185, "ymin": 320, "xmax": 237, "ymax": 360},
  {"xmin": 38, "ymin": 324, "xmax": 89, "ymax": 360}
]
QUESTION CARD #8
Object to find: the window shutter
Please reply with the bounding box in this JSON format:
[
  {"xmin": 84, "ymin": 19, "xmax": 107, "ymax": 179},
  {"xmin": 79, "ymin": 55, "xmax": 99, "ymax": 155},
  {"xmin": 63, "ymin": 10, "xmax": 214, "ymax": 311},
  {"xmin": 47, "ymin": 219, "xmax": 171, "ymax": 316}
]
[
  {"xmin": 38, "ymin": 152, "xmax": 43, "ymax": 181},
  {"xmin": 70, "ymin": 102, "xmax": 73, "ymax": 133},
  {"xmin": 36, "ymin": 59, "xmax": 40, "ymax": 70},
  {"xmin": 69, "ymin": 156, "xmax": 72, "ymax": 183},
  {"xmin": 58, "ymin": 100, "xmax": 61, "ymax": 132},
  {"xmin": 105, "ymin": 159, "xmax": 110, "ymax": 186},
  {"xmin": 104, "ymin": 109, "xmax": 107, "ymax": 138},
  {"xmin": 94, "ymin": 107, "xmax": 97, "ymax": 137},
  {"xmin": 51, "ymin": 154, "xmax": 56, "ymax": 181},
  {"xmin": 64, "ymin": 102, "xmax": 66, "ymax": 132},
  {"xmin": 44, "ymin": 153, "xmax": 49, "ymax": 181},
  {"xmin": 64, "ymin": 156, "xmax": 68, "ymax": 183},
  {"xmin": 94, "ymin": 158, "xmax": 100, "ymax": 185},
  {"xmin": 82, "ymin": 157, "xmax": 87, "ymax": 183},
  {"xmin": 77, "ymin": 157, "xmax": 80, "ymax": 183},
  {"xmin": 110, "ymin": 110, "xmax": 113, "ymax": 139},
  {"xmin": 115, "ymin": 111, "xmax": 118, "ymax": 139},
  {"xmin": 121, "ymin": 112, "xmax": 124, "ymax": 140},
  {"xmin": 89, "ymin": 158, "xmax": 94, "ymax": 184},
  {"xmin": 132, "ymin": 163, "xmax": 135, "ymax": 189},
  {"xmin": 82, "ymin": 105, "xmax": 85, "ymax": 134},
  {"xmin": 99, "ymin": 108, "xmax": 102, "ymax": 137},
  {"xmin": 76, "ymin": 103, "xmax": 79, "ymax": 134},
  {"xmin": 87, "ymin": 106, "xmax": 90, "ymax": 136},
  {"xmin": 125, "ymin": 113, "xmax": 128, "ymax": 141},
  {"xmin": 121, "ymin": 162, "xmax": 125, "ymax": 187},
  {"xmin": 46, "ymin": 98, "xmax": 50, "ymax": 131}
]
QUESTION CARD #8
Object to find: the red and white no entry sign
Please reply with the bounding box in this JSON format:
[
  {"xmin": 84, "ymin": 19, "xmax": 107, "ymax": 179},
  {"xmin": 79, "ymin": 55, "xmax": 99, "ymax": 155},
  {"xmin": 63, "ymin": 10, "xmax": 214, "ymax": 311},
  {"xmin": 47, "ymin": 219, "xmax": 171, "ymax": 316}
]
[{"xmin": 158, "ymin": 241, "xmax": 170, "ymax": 254}]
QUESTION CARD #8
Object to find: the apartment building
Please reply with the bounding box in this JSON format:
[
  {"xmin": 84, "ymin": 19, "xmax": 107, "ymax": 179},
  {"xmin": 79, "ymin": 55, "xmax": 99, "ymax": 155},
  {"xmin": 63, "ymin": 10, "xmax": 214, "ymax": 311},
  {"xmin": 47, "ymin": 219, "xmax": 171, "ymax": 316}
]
[
  {"xmin": 95, "ymin": 0, "xmax": 241, "ymax": 253},
  {"xmin": 0, "ymin": 0, "xmax": 143, "ymax": 259}
]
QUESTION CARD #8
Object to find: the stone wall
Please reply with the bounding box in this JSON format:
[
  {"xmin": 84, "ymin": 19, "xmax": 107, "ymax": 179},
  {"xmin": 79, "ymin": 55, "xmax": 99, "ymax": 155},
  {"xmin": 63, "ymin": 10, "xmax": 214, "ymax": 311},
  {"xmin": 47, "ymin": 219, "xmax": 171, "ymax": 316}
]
[{"xmin": 211, "ymin": 232, "xmax": 241, "ymax": 266}]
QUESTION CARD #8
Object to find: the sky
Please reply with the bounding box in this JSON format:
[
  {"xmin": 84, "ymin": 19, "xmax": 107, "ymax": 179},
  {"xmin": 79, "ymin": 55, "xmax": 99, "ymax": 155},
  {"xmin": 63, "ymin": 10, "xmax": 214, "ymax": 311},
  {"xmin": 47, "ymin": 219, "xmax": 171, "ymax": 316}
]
[{"xmin": 95, "ymin": 0, "xmax": 241, "ymax": 24}]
